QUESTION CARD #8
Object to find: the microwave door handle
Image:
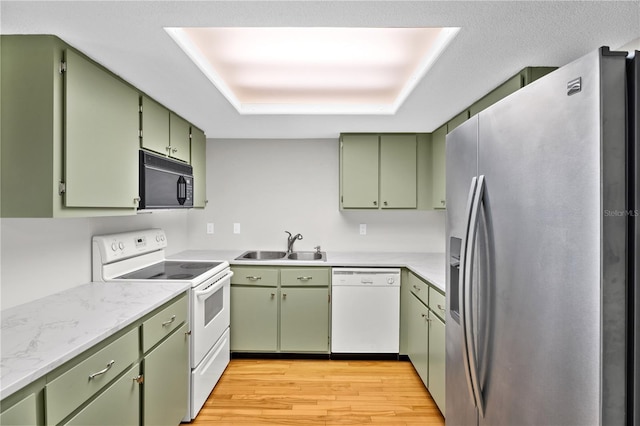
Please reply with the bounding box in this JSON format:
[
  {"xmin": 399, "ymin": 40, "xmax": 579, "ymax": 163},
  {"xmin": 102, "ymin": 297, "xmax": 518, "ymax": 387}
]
[{"xmin": 177, "ymin": 175, "xmax": 187, "ymax": 205}]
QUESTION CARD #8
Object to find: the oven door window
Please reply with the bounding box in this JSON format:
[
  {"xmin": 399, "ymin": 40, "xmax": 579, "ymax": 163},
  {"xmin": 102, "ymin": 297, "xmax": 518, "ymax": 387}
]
[{"xmin": 204, "ymin": 287, "xmax": 224, "ymax": 326}]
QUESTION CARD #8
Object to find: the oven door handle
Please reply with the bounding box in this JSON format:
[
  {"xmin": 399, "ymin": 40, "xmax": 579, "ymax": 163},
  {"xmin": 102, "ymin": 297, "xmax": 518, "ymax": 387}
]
[{"xmin": 194, "ymin": 271, "xmax": 233, "ymax": 299}]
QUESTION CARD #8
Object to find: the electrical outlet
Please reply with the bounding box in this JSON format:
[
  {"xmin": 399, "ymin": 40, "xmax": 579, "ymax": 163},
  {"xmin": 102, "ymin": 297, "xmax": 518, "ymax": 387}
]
[
  {"xmin": 206, "ymin": 223, "xmax": 214, "ymax": 234},
  {"xmin": 233, "ymin": 223, "xmax": 241, "ymax": 234},
  {"xmin": 359, "ymin": 224, "xmax": 367, "ymax": 235}
]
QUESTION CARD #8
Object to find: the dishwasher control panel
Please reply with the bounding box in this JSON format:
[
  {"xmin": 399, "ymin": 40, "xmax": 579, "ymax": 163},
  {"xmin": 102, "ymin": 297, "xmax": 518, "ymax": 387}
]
[{"xmin": 331, "ymin": 268, "xmax": 401, "ymax": 287}]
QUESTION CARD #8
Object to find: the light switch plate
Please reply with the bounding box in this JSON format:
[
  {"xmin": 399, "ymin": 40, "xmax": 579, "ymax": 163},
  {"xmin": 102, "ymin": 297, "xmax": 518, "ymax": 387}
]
[
  {"xmin": 206, "ymin": 223, "xmax": 214, "ymax": 234},
  {"xmin": 359, "ymin": 224, "xmax": 367, "ymax": 235},
  {"xmin": 233, "ymin": 223, "xmax": 241, "ymax": 234}
]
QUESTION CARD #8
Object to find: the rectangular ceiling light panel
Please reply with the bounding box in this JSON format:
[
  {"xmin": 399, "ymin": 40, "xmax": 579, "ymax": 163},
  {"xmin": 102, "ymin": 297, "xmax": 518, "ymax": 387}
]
[{"xmin": 166, "ymin": 26, "xmax": 459, "ymax": 115}]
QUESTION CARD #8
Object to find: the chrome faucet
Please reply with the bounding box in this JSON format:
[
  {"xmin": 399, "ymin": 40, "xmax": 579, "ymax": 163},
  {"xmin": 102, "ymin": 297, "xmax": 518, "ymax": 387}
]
[{"xmin": 285, "ymin": 231, "xmax": 303, "ymax": 253}]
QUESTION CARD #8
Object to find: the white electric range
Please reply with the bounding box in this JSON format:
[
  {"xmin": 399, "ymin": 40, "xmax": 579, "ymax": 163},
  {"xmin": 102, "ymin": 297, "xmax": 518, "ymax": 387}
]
[{"xmin": 92, "ymin": 228, "xmax": 232, "ymax": 421}]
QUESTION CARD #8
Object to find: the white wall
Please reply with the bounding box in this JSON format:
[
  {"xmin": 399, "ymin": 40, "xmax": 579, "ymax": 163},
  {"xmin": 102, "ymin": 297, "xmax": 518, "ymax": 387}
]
[
  {"xmin": 0, "ymin": 211, "xmax": 189, "ymax": 310},
  {"xmin": 187, "ymin": 138, "xmax": 445, "ymax": 253},
  {"xmin": 1, "ymin": 138, "xmax": 445, "ymax": 310}
]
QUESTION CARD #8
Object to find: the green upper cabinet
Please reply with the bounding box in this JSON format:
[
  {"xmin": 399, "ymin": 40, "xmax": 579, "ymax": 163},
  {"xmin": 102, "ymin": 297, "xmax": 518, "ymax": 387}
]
[
  {"xmin": 0, "ymin": 35, "xmax": 139, "ymax": 217},
  {"xmin": 190, "ymin": 126, "xmax": 207, "ymax": 208},
  {"xmin": 169, "ymin": 112, "xmax": 191, "ymax": 163},
  {"xmin": 380, "ymin": 134, "xmax": 417, "ymax": 208},
  {"xmin": 140, "ymin": 97, "xmax": 194, "ymax": 164},
  {"xmin": 140, "ymin": 95, "xmax": 170, "ymax": 156},
  {"xmin": 431, "ymin": 124, "xmax": 447, "ymax": 209},
  {"xmin": 340, "ymin": 134, "xmax": 379, "ymax": 208},
  {"xmin": 64, "ymin": 49, "xmax": 139, "ymax": 209},
  {"xmin": 469, "ymin": 67, "xmax": 556, "ymax": 118},
  {"xmin": 340, "ymin": 133, "xmax": 418, "ymax": 209}
]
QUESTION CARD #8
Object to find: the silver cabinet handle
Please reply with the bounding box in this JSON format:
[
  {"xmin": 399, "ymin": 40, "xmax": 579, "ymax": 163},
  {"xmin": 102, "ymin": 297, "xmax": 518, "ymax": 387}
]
[
  {"xmin": 172, "ymin": 148, "xmax": 178, "ymax": 153},
  {"xmin": 89, "ymin": 360, "xmax": 115, "ymax": 380},
  {"xmin": 437, "ymin": 304, "xmax": 446, "ymax": 313},
  {"xmin": 282, "ymin": 293, "xmax": 287, "ymax": 299},
  {"xmin": 297, "ymin": 276, "xmax": 313, "ymax": 281},
  {"xmin": 270, "ymin": 293, "xmax": 275, "ymax": 299},
  {"xmin": 413, "ymin": 285, "xmax": 421, "ymax": 291},
  {"xmin": 161, "ymin": 315, "xmax": 176, "ymax": 327},
  {"xmin": 384, "ymin": 201, "xmax": 388, "ymax": 206},
  {"xmin": 373, "ymin": 201, "xmax": 377, "ymax": 206},
  {"xmin": 133, "ymin": 375, "xmax": 144, "ymax": 384},
  {"xmin": 246, "ymin": 276, "xmax": 262, "ymax": 280}
]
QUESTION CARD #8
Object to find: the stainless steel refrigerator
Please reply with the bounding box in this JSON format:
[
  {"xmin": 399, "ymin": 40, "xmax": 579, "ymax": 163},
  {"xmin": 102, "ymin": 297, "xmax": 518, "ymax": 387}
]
[{"xmin": 445, "ymin": 47, "xmax": 638, "ymax": 425}]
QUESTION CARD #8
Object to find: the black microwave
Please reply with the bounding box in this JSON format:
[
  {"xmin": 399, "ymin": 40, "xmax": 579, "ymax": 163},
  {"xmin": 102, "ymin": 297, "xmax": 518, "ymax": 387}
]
[{"xmin": 139, "ymin": 150, "xmax": 194, "ymax": 209}]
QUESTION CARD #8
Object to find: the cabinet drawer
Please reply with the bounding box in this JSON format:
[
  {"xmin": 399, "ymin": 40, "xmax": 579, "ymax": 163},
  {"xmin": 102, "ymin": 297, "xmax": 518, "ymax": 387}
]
[
  {"xmin": 407, "ymin": 272, "xmax": 429, "ymax": 306},
  {"xmin": 142, "ymin": 294, "xmax": 188, "ymax": 353},
  {"xmin": 45, "ymin": 328, "xmax": 138, "ymax": 426},
  {"xmin": 231, "ymin": 267, "xmax": 278, "ymax": 286},
  {"xmin": 64, "ymin": 364, "xmax": 140, "ymax": 426},
  {"xmin": 429, "ymin": 287, "xmax": 446, "ymax": 321},
  {"xmin": 281, "ymin": 268, "xmax": 329, "ymax": 287}
]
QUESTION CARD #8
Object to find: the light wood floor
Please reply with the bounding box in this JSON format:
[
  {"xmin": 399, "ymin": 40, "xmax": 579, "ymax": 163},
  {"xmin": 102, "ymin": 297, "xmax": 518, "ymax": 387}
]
[{"xmin": 191, "ymin": 359, "xmax": 445, "ymax": 425}]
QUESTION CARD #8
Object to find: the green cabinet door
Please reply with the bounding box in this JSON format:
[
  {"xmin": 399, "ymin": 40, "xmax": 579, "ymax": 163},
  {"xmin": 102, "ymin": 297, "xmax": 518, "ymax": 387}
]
[
  {"xmin": 428, "ymin": 312, "xmax": 446, "ymax": 414},
  {"xmin": 380, "ymin": 134, "xmax": 417, "ymax": 208},
  {"xmin": 169, "ymin": 112, "xmax": 191, "ymax": 163},
  {"xmin": 340, "ymin": 134, "xmax": 379, "ymax": 208},
  {"xmin": 143, "ymin": 323, "xmax": 189, "ymax": 426},
  {"xmin": 64, "ymin": 49, "xmax": 139, "ymax": 209},
  {"xmin": 407, "ymin": 293, "xmax": 429, "ymax": 386},
  {"xmin": 431, "ymin": 124, "xmax": 447, "ymax": 209},
  {"xmin": 190, "ymin": 127, "xmax": 207, "ymax": 208},
  {"xmin": 0, "ymin": 393, "xmax": 38, "ymax": 426},
  {"xmin": 230, "ymin": 286, "xmax": 278, "ymax": 351},
  {"xmin": 280, "ymin": 288, "xmax": 329, "ymax": 352},
  {"xmin": 140, "ymin": 95, "xmax": 170, "ymax": 156},
  {"xmin": 64, "ymin": 364, "xmax": 139, "ymax": 426}
]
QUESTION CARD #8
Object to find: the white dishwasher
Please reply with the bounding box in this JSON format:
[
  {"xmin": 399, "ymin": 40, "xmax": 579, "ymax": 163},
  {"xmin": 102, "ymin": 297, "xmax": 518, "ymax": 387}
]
[{"xmin": 331, "ymin": 267, "xmax": 401, "ymax": 353}]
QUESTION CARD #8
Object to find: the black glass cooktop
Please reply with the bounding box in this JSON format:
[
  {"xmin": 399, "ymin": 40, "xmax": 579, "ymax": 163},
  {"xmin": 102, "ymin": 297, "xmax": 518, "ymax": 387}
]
[{"xmin": 117, "ymin": 261, "xmax": 224, "ymax": 280}]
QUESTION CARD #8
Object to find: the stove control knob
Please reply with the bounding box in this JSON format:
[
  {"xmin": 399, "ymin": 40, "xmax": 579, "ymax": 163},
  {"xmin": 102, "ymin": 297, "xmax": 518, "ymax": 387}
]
[
  {"xmin": 156, "ymin": 235, "xmax": 161, "ymax": 242},
  {"xmin": 111, "ymin": 243, "xmax": 117, "ymax": 252},
  {"xmin": 118, "ymin": 242, "xmax": 125, "ymax": 250},
  {"xmin": 387, "ymin": 277, "xmax": 395, "ymax": 285}
]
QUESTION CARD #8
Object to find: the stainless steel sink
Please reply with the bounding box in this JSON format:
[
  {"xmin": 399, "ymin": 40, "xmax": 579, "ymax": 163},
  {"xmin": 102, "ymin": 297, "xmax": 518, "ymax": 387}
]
[
  {"xmin": 287, "ymin": 251, "xmax": 326, "ymax": 261},
  {"xmin": 235, "ymin": 250, "xmax": 326, "ymax": 261},
  {"xmin": 236, "ymin": 250, "xmax": 287, "ymax": 260}
]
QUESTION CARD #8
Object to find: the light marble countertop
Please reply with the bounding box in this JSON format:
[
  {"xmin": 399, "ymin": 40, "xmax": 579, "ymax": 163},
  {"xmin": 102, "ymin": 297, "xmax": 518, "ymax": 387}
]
[
  {"xmin": 169, "ymin": 250, "xmax": 446, "ymax": 292},
  {"xmin": 0, "ymin": 281, "xmax": 190, "ymax": 399}
]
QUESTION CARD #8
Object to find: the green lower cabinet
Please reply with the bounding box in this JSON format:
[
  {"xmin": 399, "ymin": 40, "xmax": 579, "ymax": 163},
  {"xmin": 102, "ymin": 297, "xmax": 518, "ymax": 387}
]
[
  {"xmin": 0, "ymin": 393, "xmax": 38, "ymax": 426},
  {"xmin": 280, "ymin": 288, "xmax": 329, "ymax": 352},
  {"xmin": 230, "ymin": 286, "xmax": 278, "ymax": 351},
  {"xmin": 407, "ymin": 292, "xmax": 429, "ymax": 385},
  {"xmin": 64, "ymin": 364, "xmax": 140, "ymax": 426},
  {"xmin": 143, "ymin": 322, "xmax": 189, "ymax": 426},
  {"xmin": 428, "ymin": 312, "xmax": 446, "ymax": 413}
]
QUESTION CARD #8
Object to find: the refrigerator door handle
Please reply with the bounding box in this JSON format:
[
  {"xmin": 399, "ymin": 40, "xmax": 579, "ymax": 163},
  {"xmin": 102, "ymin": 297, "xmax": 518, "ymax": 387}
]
[
  {"xmin": 464, "ymin": 174, "xmax": 486, "ymax": 417},
  {"xmin": 459, "ymin": 176, "xmax": 478, "ymax": 408}
]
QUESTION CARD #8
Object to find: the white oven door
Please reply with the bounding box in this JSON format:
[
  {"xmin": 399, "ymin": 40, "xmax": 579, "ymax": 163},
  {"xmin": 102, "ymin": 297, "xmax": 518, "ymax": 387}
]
[{"xmin": 191, "ymin": 269, "xmax": 232, "ymax": 366}]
